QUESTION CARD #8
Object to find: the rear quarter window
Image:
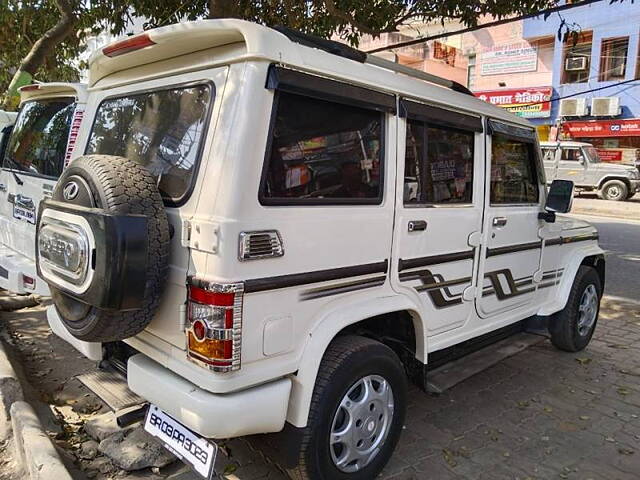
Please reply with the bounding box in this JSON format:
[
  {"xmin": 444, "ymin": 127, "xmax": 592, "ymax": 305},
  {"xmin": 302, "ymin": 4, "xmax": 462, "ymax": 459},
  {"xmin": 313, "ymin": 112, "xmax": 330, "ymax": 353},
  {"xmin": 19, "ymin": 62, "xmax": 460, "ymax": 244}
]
[
  {"xmin": 260, "ymin": 92, "xmax": 384, "ymax": 205},
  {"xmin": 85, "ymin": 84, "xmax": 213, "ymax": 205}
]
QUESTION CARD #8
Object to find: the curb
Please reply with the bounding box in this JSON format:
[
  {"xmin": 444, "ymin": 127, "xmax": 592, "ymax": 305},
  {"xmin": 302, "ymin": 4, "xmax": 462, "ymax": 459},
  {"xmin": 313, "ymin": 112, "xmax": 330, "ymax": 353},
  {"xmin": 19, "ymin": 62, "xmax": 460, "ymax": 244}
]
[
  {"xmin": 10, "ymin": 401, "xmax": 73, "ymax": 480},
  {"xmin": 0, "ymin": 341, "xmax": 23, "ymax": 425},
  {"xmin": 0, "ymin": 341, "xmax": 72, "ymax": 479}
]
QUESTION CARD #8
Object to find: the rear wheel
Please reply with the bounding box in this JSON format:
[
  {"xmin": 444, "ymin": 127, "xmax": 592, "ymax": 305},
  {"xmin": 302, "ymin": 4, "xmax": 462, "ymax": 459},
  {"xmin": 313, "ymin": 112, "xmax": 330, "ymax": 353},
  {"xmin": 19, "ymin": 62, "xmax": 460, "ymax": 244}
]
[
  {"xmin": 598, "ymin": 180, "xmax": 627, "ymax": 201},
  {"xmin": 549, "ymin": 266, "xmax": 602, "ymax": 352},
  {"xmin": 287, "ymin": 336, "xmax": 407, "ymax": 480}
]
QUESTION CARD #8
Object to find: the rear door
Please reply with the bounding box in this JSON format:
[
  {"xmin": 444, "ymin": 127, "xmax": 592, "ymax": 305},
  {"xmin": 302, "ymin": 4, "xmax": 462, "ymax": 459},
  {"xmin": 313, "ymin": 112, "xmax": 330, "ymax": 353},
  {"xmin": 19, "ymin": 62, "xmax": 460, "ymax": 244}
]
[
  {"xmin": 541, "ymin": 146, "xmax": 558, "ymax": 182},
  {"xmin": 557, "ymin": 146, "xmax": 587, "ymax": 185},
  {"xmin": 476, "ymin": 120, "xmax": 543, "ymax": 319},
  {"xmin": 391, "ymin": 100, "xmax": 484, "ymax": 336},
  {"xmin": 1, "ymin": 97, "xmax": 76, "ymax": 260}
]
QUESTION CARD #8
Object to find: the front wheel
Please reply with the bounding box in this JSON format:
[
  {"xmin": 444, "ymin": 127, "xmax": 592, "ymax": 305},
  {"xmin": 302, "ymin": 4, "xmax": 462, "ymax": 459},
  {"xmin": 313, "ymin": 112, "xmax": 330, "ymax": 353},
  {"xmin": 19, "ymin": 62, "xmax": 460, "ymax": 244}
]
[
  {"xmin": 598, "ymin": 180, "xmax": 628, "ymax": 201},
  {"xmin": 549, "ymin": 266, "xmax": 602, "ymax": 352},
  {"xmin": 287, "ymin": 336, "xmax": 407, "ymax": 480}
]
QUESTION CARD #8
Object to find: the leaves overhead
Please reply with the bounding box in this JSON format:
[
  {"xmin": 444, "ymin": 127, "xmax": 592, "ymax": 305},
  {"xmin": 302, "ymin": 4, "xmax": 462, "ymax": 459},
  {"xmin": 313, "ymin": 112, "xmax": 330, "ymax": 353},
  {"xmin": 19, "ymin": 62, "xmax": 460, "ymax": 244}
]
[{"xmin": 1, "ymin": 0, "xmax": 565, "ymax": 97}]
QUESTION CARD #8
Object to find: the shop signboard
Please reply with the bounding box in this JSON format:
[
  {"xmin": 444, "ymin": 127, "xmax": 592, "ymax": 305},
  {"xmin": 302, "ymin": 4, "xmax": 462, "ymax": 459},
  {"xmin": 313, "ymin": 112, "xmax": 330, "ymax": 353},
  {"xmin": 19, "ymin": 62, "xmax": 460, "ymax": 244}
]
[
  {"xmin": 562, "ymin": 119, "xmax": 640, "ymax": 137},
  {"xmin": 474, "ymin": 87, "xmax": 552, "ymax": 118},
  {"xmin": 480, "ymin": 42, "xmax": 538, "ymax": 75},
  {"xmin": 596, "ymin": 149, "xmax": 623, "ymax": 162}
]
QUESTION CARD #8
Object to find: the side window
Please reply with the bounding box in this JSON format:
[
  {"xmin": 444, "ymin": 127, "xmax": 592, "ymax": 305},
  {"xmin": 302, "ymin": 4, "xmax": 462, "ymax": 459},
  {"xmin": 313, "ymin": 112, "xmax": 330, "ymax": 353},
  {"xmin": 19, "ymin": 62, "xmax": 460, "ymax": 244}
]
[
  {"xmin": 560, "ymin": 148, "xmax": 581, "ymax": 161},
  {"xmin": 490, "ymin": 134, "xmax": 539, "ymax": 204},
  {"xmin": 3, "ymin": 99, "xmax": 75, "ymax": 179},
  {"xmin": 404, "ymin": 121, "xmax": 474, "ymax": 204},
  {"xmin": 261, "ymin": 92, "xmax": 383, "ymax": 204},
  {"xmin": 541, "ymin": 148, "xmax": 556, "ymax": 163}
]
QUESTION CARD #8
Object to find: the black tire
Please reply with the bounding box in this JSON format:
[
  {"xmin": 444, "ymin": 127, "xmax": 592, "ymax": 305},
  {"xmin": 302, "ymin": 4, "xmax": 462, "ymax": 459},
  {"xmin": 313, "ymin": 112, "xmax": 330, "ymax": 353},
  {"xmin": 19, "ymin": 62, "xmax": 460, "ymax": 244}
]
[
  {"xmin": 598, "ymin": 180, "xmax": 628, "ymax": 201},
  {"xmin": 549, "ymin": 266, "xmax": 602, "ymax": 352},
  {"xmin": 49, "ymin": 155, "xmax": 170, "ymax": 342},
  {"xmin": 626, "ymin": 191, "xmax": 636, "ymax": 200},
  {"xmin": 287, "ymin": 336, "xmax": 407, "ymax": 480}
]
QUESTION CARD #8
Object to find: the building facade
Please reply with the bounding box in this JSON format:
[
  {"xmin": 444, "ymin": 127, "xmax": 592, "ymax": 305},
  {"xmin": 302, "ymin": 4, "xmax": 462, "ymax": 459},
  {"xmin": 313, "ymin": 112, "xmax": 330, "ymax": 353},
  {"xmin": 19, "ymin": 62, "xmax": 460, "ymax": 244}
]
[{"xmin": 523, "ymin": 2, "xmax": 640, "ymax": 163}]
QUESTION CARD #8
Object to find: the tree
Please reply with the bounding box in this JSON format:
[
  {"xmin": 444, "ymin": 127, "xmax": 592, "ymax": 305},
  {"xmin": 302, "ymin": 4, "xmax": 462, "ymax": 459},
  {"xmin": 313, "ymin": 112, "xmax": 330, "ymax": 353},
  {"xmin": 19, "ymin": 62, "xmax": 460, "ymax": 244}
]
[{"xmin": 2, "ymin": 0, "xmax": 566, "ymax": 109}]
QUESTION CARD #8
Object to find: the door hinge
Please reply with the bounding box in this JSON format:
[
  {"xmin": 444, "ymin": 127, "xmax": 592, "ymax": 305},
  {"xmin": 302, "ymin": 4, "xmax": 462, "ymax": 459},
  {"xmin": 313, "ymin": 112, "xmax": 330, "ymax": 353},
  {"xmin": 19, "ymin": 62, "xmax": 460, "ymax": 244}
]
[{"xmin": 181, "ymin": 219, "xmax": 219, "ymax": 254}]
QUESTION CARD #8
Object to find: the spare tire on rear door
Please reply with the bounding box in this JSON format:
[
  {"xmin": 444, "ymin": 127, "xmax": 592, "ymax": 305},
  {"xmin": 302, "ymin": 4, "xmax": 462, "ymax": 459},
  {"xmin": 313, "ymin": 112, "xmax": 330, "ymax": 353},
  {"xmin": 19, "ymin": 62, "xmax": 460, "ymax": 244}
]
[{"xmin": 36, "ymin": 155, "xmax": 170, "ymax": 342}]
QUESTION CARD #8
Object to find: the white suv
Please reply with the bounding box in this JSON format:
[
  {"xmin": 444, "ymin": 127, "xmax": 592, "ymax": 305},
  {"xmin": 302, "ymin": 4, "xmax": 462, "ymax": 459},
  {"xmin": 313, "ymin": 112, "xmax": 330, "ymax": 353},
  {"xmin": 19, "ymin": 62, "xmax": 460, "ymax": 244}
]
[
  {"xmin": 36, "ymin": 20, "xmax": 605, "ymax": 480},
  {"xmin": 0, "ymin": 83, "xmax": 87, "ymax": 295}
]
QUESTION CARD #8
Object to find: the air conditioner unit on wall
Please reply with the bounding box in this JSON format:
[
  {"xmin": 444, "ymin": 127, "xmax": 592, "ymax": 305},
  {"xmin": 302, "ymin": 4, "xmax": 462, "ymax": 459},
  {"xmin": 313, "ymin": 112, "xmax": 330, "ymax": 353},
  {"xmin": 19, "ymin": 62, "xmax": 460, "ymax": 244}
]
[
  {"xmin": 559, "ymin": 98, "xmax": 588, "ymax": 117},
  {"xmin": 565, "ymin": 56, "xmax": 588, "ymax": 71},
  {"xmin": 591, "ymin": 97, "xmax": 621, "ymax": 116}
]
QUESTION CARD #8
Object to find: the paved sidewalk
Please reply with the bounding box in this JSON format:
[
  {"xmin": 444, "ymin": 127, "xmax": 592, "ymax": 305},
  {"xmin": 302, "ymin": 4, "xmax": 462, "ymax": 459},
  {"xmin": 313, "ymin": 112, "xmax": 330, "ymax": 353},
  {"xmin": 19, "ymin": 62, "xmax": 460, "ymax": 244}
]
[
  {"xmin": 1, "ymin": 296, "xmax": 639, "ymax": 480},
  {"xmin": 571, "ymin": 195, "xmax": 640, "ymax": 220}
]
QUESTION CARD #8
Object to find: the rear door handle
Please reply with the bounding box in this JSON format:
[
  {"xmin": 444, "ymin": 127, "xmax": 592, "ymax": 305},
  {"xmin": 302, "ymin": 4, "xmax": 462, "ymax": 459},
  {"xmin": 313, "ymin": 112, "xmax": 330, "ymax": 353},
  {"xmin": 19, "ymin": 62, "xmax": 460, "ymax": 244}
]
[
  {"xmin": 492, "ymin": 217, "xmax": 508, "ymax": 227},
  {"xmin": 408, "ymin": 220, "xmax": 427, "ymax": 232}
]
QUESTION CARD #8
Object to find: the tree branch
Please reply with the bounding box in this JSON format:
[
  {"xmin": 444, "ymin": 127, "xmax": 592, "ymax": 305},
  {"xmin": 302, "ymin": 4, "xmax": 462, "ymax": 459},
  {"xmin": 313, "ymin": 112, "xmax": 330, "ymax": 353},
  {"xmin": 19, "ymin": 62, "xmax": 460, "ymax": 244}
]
[
  {"xmin": 19, "ymin": 0, "xmax": 76, "ymax": 75},
  {"xmin": 321, "ymin": 0, "xmax": 379, "ymax": 35}
]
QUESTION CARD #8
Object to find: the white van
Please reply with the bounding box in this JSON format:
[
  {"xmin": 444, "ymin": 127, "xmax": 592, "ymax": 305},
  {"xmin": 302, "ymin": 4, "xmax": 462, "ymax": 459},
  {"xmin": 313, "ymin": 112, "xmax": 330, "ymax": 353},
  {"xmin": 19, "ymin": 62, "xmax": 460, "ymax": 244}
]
[
  {"xmin": 0, "ymin": 83, "xmax": 87, "ymax": 295},
  {"xmin": 37, "ymin": 21, "xmax": 604, "ymax": 479}
]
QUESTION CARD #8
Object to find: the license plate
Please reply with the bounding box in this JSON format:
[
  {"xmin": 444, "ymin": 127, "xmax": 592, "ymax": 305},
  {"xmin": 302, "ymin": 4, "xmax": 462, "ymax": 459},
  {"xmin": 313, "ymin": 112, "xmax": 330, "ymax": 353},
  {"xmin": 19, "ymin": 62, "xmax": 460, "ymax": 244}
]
[{"xmin": 144, "ymin": 405, "xmax": 217, "ymax": 479}]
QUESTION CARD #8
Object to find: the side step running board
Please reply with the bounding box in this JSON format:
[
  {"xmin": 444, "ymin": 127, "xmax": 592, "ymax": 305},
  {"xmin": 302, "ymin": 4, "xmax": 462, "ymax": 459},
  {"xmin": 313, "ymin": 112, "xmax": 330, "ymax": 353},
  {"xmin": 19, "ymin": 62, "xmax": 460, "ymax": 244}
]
[
  {"xmin": 426, "ymin": 332, "xmax": 544, "ymax": 394},
  {"xmin": 77, "ymin": 365, "xmax": 144, "ymax": 411}
]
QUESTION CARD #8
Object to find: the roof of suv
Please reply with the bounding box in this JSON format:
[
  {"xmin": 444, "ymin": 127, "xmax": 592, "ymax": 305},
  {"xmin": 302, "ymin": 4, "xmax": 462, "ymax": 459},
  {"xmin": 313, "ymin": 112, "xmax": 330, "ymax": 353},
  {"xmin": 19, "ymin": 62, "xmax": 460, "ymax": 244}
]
[
  {"xmin": 89, "ymin": 19, "xmax": 532, "ymax": 128},
  {"xmin": 540, "ymin": 141, "xmax": 593, "ymax": 148},
  {"xmin": 18, "ymin": 82, "xmax": 88, "ymax": 104}
]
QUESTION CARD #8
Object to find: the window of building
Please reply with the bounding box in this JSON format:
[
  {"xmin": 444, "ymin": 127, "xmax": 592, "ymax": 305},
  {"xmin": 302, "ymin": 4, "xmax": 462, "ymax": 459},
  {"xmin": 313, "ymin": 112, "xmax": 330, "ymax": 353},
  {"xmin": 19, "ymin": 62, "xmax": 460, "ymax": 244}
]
[
  {"xmin": 3, "ymin": 99, "xmax": 75, "ymax": 179},
  {"xmin": 599, "ymin": 37, "xmax": 629, "ymax": 81},
  {"xmin": 467, "ymin": 54, "xmax": 476, "ymax": 91},
  {"xmin": 490, "ymin": 134, "xmax": 539, "ymax": 204},
  {"xmin": 404, "ymin": 121, "xmax": 474, "ymax": 205},
  {"xmin": 261, "ymin": 92, "xmax": 384, "ymax": 205},
  {"xmin": 562, "ymin": 32, "xmax": 593, "ymax": 84}
]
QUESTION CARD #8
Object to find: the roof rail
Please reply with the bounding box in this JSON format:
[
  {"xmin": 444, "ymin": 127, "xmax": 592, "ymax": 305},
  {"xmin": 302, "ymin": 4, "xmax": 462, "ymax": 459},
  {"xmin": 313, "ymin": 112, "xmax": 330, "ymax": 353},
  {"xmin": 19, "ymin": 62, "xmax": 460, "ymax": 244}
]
[{"xmin": 274, "ymin": 26, "xmax": 474, "ymax": 96}]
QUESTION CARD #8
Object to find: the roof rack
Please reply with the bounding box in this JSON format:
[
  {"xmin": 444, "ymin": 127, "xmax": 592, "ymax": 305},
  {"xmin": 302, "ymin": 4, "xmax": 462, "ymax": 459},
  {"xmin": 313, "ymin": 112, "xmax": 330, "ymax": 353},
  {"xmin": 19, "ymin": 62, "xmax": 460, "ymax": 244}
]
[{"xmin": 273, "ymin": 26, "xmax": 474, "ymax": 97}]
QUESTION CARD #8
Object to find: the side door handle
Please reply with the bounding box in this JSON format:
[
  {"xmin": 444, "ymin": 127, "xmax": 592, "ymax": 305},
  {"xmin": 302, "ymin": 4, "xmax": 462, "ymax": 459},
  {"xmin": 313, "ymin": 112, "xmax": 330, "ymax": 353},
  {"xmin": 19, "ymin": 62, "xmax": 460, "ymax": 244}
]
[
  {"xmin": 408, "ymin": 220, "xmax": 427, "ymax": 232},
  {"xmin": 492, "ymin": 217, "xmax": 508, "ymax": 227}
]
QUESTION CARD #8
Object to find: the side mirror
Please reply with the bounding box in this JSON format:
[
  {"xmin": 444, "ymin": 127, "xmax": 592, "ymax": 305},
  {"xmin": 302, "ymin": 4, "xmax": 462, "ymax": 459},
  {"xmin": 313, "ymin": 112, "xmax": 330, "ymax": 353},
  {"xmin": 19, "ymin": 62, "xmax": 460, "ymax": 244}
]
[{"xmin": 540, "ymin": 180, "xmax": 574, "ymax": 222}]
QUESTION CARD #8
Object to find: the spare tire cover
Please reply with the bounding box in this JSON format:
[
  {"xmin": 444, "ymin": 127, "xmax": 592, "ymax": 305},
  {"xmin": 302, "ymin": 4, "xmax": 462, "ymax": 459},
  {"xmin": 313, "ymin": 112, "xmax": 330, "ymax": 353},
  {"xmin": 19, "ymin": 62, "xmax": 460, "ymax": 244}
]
[{"xmin": 48, "ymin": 155, "xmax": 170, "ymax": 342}]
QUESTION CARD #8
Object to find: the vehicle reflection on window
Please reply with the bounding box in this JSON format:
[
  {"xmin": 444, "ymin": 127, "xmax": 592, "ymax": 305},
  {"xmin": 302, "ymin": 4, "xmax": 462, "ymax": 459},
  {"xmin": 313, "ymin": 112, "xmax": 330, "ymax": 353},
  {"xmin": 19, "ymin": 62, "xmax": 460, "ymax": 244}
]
[
  {"xmin": 86, "ymin": 85, "xmax": 212, "ymax": 201},
  {"xmin": 262, "ymin": 92, "xmax": 383, "ymax": 204},
  {"xmin": 2, "ymin": 99, "xmax": 75, "ymax": 179},
  {"xmin": 490, "ymin": 134, "xmax": 539, "ymax": 204},
  {"xmin": 404, "ymin": 121, "xmax": 474, "ymax": 205}
]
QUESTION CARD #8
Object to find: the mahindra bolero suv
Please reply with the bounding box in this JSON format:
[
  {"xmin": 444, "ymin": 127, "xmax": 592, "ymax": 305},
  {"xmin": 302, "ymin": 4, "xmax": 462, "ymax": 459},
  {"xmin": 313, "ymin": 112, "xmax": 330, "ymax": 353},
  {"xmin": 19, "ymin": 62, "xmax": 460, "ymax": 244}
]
[
  {"xmin": 541, "ymin": 140, "xmax": 640, "ymax": 201},
  {"xmin": 35, "ymin": 20, "xmax": 605, "ymax": 480}
]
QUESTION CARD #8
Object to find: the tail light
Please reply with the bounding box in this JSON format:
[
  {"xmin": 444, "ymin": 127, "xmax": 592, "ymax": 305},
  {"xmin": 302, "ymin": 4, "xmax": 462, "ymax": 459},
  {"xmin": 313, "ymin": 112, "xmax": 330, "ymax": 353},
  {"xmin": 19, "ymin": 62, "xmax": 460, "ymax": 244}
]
[
  {"xmin": 186, "ymin": 278, "xmax": 244, "ymax": 372},
  {"xmin": 22, "ymin": 274, "xmax": 35, "ymax": 291},
  {"xmin": 103, "ymin": 33, "xmax": 156, "ymax": 57}
]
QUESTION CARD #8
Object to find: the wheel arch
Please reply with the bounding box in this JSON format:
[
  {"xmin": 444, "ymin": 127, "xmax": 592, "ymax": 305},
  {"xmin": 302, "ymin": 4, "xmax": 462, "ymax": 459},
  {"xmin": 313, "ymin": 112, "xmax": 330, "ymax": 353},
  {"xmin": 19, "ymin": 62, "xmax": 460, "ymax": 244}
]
[
  {"xmin": 537, "ymin": 246, "xmax": 605, "ymax": 317},
  {"xmin": 598, "ymin": 176, "xmax": 631, "ymax": 191},
  {"xmin": 285, "ymin": 295, "xmax": 425, "ymax": 428}
]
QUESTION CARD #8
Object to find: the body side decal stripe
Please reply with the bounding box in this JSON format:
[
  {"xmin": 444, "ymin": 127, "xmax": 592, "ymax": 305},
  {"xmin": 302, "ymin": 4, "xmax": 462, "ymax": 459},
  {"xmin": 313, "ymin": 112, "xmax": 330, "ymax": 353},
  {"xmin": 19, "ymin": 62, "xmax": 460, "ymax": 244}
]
[{"xmin": 245, "ymin": 260, "xmax": 388, "ymax": 293}]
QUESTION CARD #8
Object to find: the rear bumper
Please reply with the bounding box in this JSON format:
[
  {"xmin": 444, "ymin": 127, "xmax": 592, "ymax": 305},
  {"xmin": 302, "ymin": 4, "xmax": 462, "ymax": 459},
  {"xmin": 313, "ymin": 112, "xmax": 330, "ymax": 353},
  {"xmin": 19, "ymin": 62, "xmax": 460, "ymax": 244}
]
[
  {"xmin": 0, "ymin": 244, "xmax": 49, "ymax": 296},
  {"xmin": 127, "ymin": 354, "xmax": 292, "ymax": 439}
]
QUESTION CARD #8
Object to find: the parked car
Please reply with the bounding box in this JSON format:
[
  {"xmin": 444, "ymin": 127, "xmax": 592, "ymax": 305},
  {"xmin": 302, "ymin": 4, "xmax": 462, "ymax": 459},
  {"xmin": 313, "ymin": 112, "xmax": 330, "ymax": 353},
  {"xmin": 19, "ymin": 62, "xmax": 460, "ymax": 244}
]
[
  {"xmin": 0, "ymin": 83, "xmax": 87, "ymax": 295},
  {"xmin": 0, "ymin": 110, "xmax": 17, "ymax": 161},
  {"xmin": 36, "ymin": 20, "xmax": 605, "ymax": 480},
  {"xmin": 541, "ymin": 140, "xmax": 640, "ymax": 201}
]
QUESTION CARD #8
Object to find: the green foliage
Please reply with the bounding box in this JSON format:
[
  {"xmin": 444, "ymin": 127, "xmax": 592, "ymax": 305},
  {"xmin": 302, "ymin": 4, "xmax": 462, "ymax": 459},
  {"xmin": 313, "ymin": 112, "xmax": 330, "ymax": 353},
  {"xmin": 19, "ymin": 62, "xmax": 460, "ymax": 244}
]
[{"xmin": 0, "ymin": 0, "xmax": 563, "ymax": 97}]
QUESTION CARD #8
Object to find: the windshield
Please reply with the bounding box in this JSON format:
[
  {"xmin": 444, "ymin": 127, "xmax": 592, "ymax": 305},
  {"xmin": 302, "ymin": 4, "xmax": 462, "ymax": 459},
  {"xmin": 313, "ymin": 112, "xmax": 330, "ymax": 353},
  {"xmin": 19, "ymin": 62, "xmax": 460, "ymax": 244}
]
[
  {"xmin": 86, "ymin": 85, "xmax": 212, "ymax": 203},
  {"xmin": 582, "ymin": 146, "xmax": 601, "ymax": 163},
  {"xmin": 2, "ymin": 98, "xmax": 75, "ymax": 179}
]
